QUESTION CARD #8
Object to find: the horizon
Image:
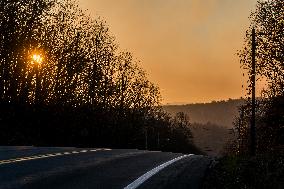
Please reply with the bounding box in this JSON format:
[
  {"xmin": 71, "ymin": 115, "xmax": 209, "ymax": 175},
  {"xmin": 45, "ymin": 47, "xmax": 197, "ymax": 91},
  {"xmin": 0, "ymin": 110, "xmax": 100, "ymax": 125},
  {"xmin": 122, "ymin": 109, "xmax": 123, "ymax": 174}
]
[{"xmin": 162, "ymin": 97, "xmax": 245, "ymax": 106}]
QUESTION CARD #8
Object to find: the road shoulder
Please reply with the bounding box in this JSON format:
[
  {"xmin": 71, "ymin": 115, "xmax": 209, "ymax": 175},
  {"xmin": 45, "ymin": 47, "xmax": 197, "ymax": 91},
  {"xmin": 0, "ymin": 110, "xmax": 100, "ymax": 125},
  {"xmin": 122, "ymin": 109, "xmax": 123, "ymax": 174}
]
[{"xmin": 138, "ymin": 155, "xmax": 212, "ymax": 189}]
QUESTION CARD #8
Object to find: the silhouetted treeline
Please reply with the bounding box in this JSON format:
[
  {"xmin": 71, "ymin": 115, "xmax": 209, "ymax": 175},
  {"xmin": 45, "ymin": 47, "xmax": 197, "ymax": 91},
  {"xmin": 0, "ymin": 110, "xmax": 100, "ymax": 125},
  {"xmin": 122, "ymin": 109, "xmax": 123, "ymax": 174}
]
[
  {"xmin": 227, "ymin": 96, "xmax": 284, "ymax": 155},
  {"xmin": 203, "ymin": 1, "xmax": 283, "ymax": 188},
  {"xmin": 0, "ymin": 103, "xmax": 199, "ymax": 153},
  {"xmin": 0, "ymin": 0, "xmax": 199, "ymax": 154},
  {"xmin": 227, "ymin": 0, "xmax": 284, "ymax": 155}
]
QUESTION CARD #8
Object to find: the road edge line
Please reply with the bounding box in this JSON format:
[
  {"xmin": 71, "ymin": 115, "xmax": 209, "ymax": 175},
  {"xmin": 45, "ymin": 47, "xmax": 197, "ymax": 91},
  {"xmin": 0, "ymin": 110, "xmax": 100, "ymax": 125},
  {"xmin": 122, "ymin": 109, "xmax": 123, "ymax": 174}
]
[{"xmin": 124, "ymin": 154, "xmax": 194, "ymax": 189}]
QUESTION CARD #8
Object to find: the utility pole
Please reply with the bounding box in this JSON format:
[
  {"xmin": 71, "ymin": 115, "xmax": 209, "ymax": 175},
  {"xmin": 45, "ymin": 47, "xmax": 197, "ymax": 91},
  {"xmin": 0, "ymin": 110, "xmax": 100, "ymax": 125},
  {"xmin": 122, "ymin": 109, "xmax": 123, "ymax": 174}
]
[
  {"xmin": 251, "ymin": 28, "xmax": 256, "ymax": 156},
  {"xmin": 145, "ymin": 128, "xmax": 148, "ymax": 150},
  {"xmin": 157, "ymin": 132, "xmax": 160, "ymax": 149}
]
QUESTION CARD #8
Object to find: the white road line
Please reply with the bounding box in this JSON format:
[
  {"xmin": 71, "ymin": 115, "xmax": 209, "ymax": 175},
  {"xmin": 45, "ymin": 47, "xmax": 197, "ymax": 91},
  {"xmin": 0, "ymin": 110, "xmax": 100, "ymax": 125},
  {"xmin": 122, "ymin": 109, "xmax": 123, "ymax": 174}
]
[
  {"xmin": 124, "ymin": 154, "xmax": 194, "ymax": 189},
  {"xmin": 0, "ymin": 148, "xmax": 110, "ymax": 165}
]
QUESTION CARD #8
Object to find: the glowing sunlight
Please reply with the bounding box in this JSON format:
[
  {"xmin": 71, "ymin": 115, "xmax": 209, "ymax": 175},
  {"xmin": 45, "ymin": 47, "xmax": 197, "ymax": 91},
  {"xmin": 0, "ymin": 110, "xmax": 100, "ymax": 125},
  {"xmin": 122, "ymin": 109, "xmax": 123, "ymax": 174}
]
[{"xmin": 32, "ymin": 54, "xmax": 43, "ymax": 65}]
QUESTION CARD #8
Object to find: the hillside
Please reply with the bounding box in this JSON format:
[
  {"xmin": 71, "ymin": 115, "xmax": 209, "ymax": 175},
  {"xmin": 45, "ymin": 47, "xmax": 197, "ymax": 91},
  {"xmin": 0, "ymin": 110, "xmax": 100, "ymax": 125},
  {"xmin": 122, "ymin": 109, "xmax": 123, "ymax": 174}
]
[
  {"xmin": 163, "ymin": 99, "xmax": 245, "ymax": 128},
  {"xmin": 163, "ymin": 99, "xmax": 245, "ymax": 156}
]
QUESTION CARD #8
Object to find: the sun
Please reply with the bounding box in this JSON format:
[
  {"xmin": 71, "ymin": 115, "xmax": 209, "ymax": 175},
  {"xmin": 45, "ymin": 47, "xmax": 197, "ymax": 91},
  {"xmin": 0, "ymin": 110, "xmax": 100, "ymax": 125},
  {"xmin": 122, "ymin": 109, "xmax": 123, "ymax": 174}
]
[{"xmin": 32, "ymin": 54, "xmax": 43, "ymax": 64}]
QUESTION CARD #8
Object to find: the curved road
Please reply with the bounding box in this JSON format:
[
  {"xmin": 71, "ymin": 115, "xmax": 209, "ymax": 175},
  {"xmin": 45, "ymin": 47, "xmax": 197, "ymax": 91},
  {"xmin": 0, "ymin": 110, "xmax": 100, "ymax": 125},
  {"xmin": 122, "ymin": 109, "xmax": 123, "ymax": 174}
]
[{"xmin": 0, "ymin": 146, "xmax": 211, "ymax": 189}]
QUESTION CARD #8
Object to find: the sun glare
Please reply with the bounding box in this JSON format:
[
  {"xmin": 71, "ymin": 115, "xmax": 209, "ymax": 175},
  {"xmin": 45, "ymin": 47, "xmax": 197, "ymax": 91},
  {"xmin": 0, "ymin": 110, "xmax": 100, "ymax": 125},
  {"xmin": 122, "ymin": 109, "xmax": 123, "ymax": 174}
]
[{"xmin": 32, "ymin": 54, "xmax": 43, "ymax": 64}]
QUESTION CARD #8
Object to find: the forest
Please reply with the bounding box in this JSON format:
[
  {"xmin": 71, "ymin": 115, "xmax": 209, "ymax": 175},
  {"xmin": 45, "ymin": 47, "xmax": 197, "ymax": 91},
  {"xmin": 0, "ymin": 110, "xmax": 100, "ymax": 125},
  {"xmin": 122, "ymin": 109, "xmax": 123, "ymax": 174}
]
[{"xmin": 0, "ymin": 0, "xmax": 200, "ymax": 154}]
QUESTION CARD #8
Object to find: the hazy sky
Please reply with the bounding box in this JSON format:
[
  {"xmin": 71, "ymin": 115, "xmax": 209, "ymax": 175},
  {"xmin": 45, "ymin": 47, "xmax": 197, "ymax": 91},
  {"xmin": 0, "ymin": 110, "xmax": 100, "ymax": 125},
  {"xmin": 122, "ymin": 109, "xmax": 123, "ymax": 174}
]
[{"xmin": 79, "ymin": 0, "xmax": 258, "ymax": 104}]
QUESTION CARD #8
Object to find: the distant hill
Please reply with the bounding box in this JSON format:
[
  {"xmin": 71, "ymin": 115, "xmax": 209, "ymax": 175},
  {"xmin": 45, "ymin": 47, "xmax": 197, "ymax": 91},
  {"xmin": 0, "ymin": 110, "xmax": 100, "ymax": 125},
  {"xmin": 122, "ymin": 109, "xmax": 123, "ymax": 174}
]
[
  {"xmin": 163, "ymin": 99, "xmax": 245, "ymax": 128},
  {"xmin": 163, "ymin": 99, "xmax": 245, "ymax": 156}
]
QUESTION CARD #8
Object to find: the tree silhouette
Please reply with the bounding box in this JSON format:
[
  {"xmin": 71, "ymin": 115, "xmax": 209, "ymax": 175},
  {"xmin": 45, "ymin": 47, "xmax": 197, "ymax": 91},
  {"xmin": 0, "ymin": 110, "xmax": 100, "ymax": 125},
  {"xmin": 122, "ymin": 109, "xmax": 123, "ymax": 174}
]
[
  {"xmin": 239, "ymin": 0, "xmax": 284, "ymax": 97},
  {"xmin": 0, "ymin": 0, "xmax": 198, "ymax": 153},
  {"xmin": 233, "ymin": 0, "xmax": 284, "ymax": 155}
]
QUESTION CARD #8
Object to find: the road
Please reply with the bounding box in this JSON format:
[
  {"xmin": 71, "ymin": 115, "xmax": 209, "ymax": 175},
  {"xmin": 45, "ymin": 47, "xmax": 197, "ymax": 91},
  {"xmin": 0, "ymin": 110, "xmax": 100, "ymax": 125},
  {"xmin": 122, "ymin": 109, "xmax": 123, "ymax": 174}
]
[{"xmin": 0, "ymin": 146, "xmax": 212, "ymax": 189}]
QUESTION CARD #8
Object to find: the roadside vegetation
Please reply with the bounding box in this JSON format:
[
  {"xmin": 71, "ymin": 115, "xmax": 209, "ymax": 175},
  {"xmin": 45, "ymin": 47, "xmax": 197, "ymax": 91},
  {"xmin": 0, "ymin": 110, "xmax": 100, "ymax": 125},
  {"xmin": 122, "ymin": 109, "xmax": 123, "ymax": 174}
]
[
  {"xmin": 203, "ymin": 0, "xmax": 284, "ymax": 188},
  {"xmin": 203, "ymin": 153, "xmax": 284, "ymax": 189},
  {"xmin": 0, "ymin": 0, "xmax": 200, "ymax": 154}
]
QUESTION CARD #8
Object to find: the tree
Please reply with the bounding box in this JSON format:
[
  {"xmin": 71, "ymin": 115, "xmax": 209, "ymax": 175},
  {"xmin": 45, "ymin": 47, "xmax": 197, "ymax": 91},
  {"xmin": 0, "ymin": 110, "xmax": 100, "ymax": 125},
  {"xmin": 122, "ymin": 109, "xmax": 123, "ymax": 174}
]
[
  {"xmin": 167, "ymin": 112, "xmax": 194, "ymax": 151},
  {"xmin": 233, "ymin": 0, "xmax": 284, "ymax": 154},
  {"xmin": 239, "ymin": 0, "xmax": 284, "ymax": 97},
  {"xmin": 0, "ymin": 0, "xmax": 198, "ymax": 153},
  {"xmin": 0, "ymin": 0, "xmax": 55, "ymax": 103},
  {"xmin": 0, "ymin": 0, "xmax": 161, "ymax": 110}
]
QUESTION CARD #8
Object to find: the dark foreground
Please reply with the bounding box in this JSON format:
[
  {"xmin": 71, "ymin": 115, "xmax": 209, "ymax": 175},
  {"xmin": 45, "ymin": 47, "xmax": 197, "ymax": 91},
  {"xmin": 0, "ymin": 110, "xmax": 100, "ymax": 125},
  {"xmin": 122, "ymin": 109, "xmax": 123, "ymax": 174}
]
[
  {"xmin": 203, "ymin": 153, "xmax": 284, "ymax": 189},
  {"xmin": 0, "ymin": 146, "xmax": 211, "ymax": 189}
]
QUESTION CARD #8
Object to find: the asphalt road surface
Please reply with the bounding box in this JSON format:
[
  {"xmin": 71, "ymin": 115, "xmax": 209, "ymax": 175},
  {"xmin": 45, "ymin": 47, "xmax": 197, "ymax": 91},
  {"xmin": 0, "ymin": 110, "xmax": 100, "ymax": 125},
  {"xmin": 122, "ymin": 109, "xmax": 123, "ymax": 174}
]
[{"xmin": 0, "ymin": 146, "xmax": 212, "ymax": 189}]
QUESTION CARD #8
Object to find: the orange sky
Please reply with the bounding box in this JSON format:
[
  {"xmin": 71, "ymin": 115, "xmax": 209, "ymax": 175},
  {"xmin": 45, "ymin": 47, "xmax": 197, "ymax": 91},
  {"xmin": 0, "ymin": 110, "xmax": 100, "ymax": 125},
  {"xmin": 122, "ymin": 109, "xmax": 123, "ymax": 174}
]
[{"xmin": 79, "ymin": 0, "xmax": 259, "ymax": 104}]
